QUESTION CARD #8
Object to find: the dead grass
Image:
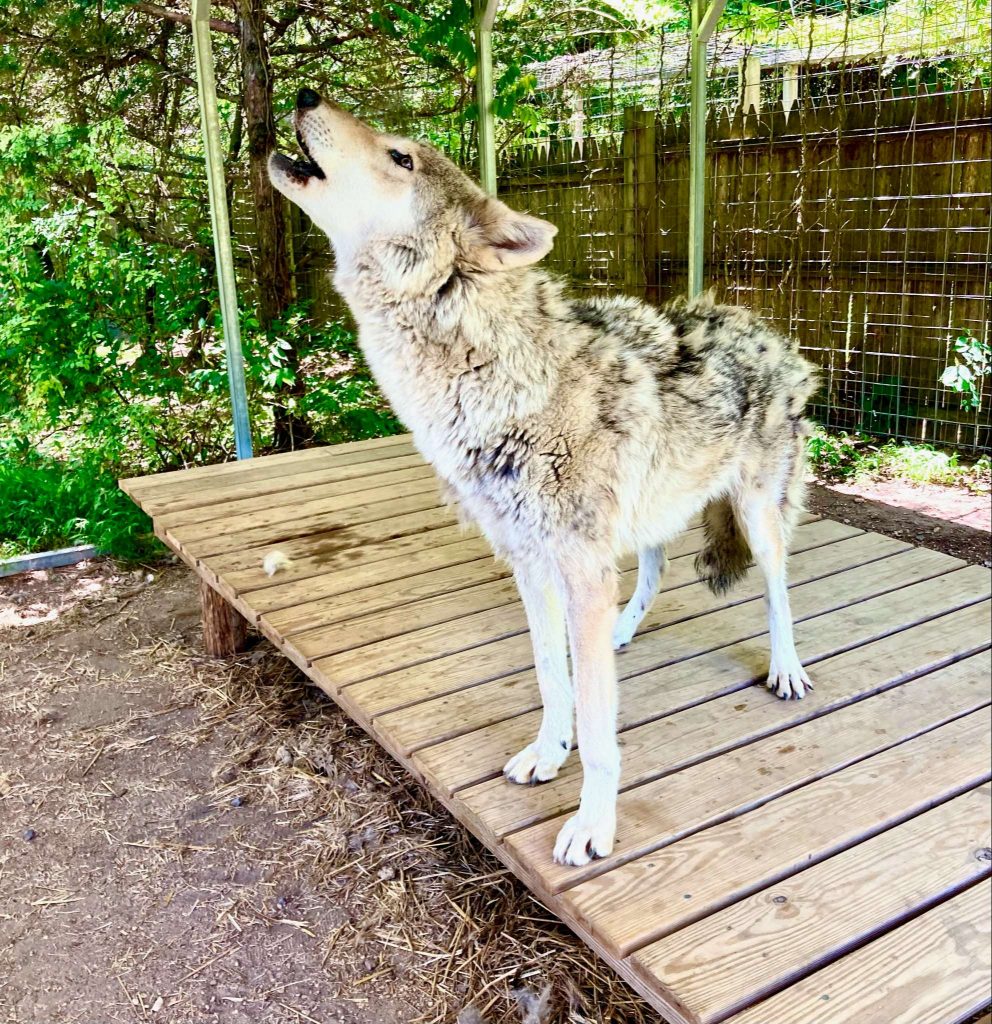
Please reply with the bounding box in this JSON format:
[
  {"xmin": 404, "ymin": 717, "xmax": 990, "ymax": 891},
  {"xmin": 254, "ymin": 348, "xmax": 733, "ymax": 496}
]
[
  {"xmin": 168, "ymin": 639, "xmax": 655, "ymax": 1024},
  {"xmin": 1, "ymin": 562, "xmax": 657, "ymax": 1024}
]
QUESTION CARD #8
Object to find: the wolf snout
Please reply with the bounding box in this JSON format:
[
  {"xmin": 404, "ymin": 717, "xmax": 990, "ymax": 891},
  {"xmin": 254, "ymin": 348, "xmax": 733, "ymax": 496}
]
[{"xmin": 296, "ymin": 87, "xmax": 322, "ymax": 110}]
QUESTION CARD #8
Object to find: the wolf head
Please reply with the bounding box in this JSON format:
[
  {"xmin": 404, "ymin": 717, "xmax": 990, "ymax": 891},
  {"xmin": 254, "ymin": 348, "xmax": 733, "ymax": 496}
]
[{"xmin": 268, "ymin": 89, "xmax": 557, "ymax": 295}]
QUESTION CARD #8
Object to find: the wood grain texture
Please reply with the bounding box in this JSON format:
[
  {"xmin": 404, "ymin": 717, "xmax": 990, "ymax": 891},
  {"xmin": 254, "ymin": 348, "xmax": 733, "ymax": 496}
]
[
  {"xmin": 631, "ymin": 787, "xmax": 992, "ymax": 1024},
  {"xmin": 199, "ymin": 578, "xmax": 248, "ymax": 657},
  {"xmin": 458, "ymin": 595, "xmax": 991, "ymax": 841},
  {"xmin": 167, "ymin": 482, "xmax": 445, "ymax": 557},
  {"xmin": 502, "ymin": 651, "xmax": 991, "ymax": 892},
  {"xmin": 561, "ymin": 708, "xmax": 992, "ymax": 957},
  {"xmin": 120, "ymin": 433, "xmax": 414, "ymax": 499},
  {"xmin": 131, "ymin": 451, "xmax": 425, "ymax": 517},
  {"xmin": 723, "ymin": 881, "xmax": 992, "ymax": 1024},
  {"xmin": 315, "ymin": 517, "xmax": 848, "ymax": 685},
  {"xmin": 119, "ymin": 445, "xmax": 992, "ymax": 1024},
  {"xmin": 340, "ymin": 528, "xmax": 905, "ymax": 719},
  {"xmin": 155, "ymin": 464, "xmax": 438, "ymax": 532},
  {"xmin": 406, "ymin": 549, "xmax": 970, "ymax": 789}
]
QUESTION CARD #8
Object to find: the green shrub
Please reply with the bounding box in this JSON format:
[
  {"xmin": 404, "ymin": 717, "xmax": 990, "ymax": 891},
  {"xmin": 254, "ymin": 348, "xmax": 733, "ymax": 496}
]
[
  {"xmin": 806, "ymin": 428, "xmax": 991, "ymax": 490},
  {"xmin": 0, "ymin": 446, "xmax": 159, "ymax": 562}
]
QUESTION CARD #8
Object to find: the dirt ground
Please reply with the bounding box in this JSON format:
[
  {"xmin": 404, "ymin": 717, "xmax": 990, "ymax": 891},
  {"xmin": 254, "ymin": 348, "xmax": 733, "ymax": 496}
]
[
  {"xmin": 0, "ymin": 562, "xmax": 646, "ymax": 1024},
  {"xmin": 1, "ymin": 482, "xmax": 989, "ymax": 1024}
]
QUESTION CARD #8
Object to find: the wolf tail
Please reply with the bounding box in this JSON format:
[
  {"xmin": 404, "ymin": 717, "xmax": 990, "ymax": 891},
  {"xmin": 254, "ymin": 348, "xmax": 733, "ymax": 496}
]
[{"xmin": 694, "ymin": 496, "xmax": 751, "ymax": 596}]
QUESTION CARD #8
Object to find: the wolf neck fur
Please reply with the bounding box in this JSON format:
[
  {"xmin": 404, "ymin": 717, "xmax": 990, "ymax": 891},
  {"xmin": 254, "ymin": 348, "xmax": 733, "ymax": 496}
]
[{"xmin": 335, "ymin": 247, "xmax": 564, "ymax": 476}]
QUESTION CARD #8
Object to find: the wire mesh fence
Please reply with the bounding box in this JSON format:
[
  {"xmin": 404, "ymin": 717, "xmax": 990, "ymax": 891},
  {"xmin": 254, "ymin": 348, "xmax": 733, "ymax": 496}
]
[{"xmin": 268, "ymin": 0, "xmax": 992, "ymax": 452}]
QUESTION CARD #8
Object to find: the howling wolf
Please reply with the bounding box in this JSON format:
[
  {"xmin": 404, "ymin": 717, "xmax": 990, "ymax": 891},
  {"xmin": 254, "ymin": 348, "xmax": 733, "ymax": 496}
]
[{"xmin": 269, "ymin": 89, "xmax": 818, "ymax": 867}]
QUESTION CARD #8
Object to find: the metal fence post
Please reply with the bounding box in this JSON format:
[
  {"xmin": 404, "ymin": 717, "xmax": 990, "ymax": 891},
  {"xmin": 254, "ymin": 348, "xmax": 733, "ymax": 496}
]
[
  {"xmin": 190, "ymin": 0, "xmax": 253, "ymax": 459},
  {"xmin": 474, "ymin": 0, "xmax": 499, "ymax": 196},
  {"xmin": 687, "ymin": 0, "xmax": 727, "ymax": 299}
]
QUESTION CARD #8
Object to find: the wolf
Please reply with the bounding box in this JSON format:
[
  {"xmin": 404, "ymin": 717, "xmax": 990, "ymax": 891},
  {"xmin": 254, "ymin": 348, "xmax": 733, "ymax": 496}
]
[{"xmin": 269, "ymin": 89, "xmax": 818, "ymax": 867}]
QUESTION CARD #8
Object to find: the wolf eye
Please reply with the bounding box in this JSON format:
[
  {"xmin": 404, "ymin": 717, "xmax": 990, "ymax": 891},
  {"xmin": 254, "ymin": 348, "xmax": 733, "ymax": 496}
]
[{"xmin": 388, "ymin": 149, "xmax": 414, "ymax": 171}]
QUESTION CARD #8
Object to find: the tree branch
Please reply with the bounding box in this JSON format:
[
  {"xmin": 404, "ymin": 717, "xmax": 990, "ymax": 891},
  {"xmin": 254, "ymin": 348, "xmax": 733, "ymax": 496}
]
[{"xmin": 133, "ymin": 2, "xmax": 238, "ymax": 36}]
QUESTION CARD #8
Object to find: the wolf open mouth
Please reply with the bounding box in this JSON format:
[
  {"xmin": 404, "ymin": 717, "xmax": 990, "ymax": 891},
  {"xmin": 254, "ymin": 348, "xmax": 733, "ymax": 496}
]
[{"xmin": 272, "ymin": 128, "xmax": 326, "ymax": 184}]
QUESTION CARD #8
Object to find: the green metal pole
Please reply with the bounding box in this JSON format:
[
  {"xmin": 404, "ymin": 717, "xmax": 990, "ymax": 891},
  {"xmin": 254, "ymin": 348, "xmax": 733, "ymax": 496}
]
[
  {"xmin": 687, "ymin": 0, "xmax": 707, "ymax": 299},
  {"xmin": 474, "ymin": 0, "xmax": 498, "ymax": 195},
  {"xmin": 687, "ymin": 0, "xmax": 726, "ymax": 299},
  {"xmin": 191, "ymin": 0, "xmax": 253, "ymax": 459}
]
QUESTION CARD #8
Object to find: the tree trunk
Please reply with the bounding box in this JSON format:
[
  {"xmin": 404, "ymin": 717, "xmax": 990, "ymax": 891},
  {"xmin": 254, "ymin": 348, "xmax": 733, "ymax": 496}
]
[{"xmin": 236, "ymin": 0, "xmax": 311, "ymax": 450}]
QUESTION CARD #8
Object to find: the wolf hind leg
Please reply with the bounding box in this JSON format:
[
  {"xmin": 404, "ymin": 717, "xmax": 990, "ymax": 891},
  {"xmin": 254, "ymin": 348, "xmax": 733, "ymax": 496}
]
[
  {"xmin": 694, "ymin": 496, "xmax": 752, "ymax": 596},
  {"xmin": 736, "ymin": 443, "xmax": 812, "ymax": 700},
  {"xmin": 613, "ymin": 545, "xmax": 668, "ymax": 650}
]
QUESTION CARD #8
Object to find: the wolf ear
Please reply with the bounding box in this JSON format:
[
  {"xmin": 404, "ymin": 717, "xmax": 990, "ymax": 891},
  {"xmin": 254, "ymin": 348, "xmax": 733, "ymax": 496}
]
[{"xmin": 464, "ymin": 197, "xmax": 557, "ymax": 271}]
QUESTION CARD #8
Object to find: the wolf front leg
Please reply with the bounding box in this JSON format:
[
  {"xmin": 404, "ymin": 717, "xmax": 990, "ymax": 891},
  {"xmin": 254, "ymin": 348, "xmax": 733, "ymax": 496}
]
[
  {"xmin": 504, "ymin": 564, "xmax": 572, "ymax": 784},
  {"xmin": 553, "ymin": 562, "xmax": 621, "ymax": 866}
]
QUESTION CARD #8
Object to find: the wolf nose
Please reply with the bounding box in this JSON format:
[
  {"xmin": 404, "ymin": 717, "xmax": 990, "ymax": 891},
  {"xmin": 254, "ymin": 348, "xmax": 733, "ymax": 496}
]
[{"xmin": 296, "ymin": 88, "xmax": 321, "ymax": 110}]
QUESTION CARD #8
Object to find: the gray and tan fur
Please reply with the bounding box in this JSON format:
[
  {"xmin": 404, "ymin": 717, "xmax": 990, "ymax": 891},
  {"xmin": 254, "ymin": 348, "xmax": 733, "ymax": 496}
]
[{"xmin": 270, "ymin": 91, "xmax": 818, "ymax": 867}]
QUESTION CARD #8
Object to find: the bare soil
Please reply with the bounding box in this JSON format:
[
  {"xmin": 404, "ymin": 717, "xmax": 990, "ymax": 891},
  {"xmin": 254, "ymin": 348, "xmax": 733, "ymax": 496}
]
[
  {"xmin": 1, "ymin": 486, "xmax": 989, "ymax": 1024},
  {"xmin": 0, "ymin": 563, "xmax": 646, "ymax": 1024},
  {"xmin": 808, "ymin": 480, "xmax": 990, "ymax": 566}
]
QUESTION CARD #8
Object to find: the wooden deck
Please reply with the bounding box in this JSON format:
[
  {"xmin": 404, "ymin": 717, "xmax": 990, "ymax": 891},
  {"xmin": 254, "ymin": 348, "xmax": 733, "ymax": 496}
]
[{"xmin": 120, "ymin": 435, "xmax": 992, "ymax": 1024}]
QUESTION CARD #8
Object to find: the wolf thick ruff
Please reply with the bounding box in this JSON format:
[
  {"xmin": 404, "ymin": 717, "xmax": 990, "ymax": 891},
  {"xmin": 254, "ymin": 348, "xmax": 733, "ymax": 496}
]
[{"xmin": 270, "ymin": 91, "xmax": 818, "ymax": 867}]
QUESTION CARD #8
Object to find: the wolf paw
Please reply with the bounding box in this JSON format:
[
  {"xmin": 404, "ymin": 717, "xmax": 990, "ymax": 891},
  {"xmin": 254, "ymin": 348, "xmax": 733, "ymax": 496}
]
[
  {"xmin": 553, "ymin": 812, "xmax": 616, "ymax": 866},
  {"xmin": 612, "ymin": 613, "xmax": 639, "ymax": 650},
  {"xmin": 766, "ymin": 663, "xmax": 814, "ymax": 700},
  {"xmin": 504, "ymin": 740, "xmax": 570, "ymax": 785}
]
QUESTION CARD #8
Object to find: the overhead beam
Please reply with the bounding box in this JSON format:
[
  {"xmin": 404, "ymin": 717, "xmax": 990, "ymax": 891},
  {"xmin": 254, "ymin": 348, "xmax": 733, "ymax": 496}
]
[
  {"xmin": 473, "ymin": 0, "xmax": 499, "ymax": 195},
  {"xmin": 697, "ymin": 0, "xmax": 727, "ymax": 43},
  {"xmin": 687, "ymin": 0, "xmax": 728, "ymax": 297},
  {"xmin": 190, "ymin": 0, "xmax": 254, "ymax": 459}
]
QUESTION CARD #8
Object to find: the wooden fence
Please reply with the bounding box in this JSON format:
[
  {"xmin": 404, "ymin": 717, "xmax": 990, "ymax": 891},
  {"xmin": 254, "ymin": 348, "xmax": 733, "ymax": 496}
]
[
  {"xmin": 280, "ymin": 83, "xmax": 991, "ymax": 451},
  {"xmin": 496, "ymin": 84, "xmax": 991, "ymax": 450}
]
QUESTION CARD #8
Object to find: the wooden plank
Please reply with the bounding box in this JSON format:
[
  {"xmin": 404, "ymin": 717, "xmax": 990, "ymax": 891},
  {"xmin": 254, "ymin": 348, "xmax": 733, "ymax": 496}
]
[
  {"xmin": 288, "ymin": 515, "xmax": 823, "ymax": 665},
  {"xmin": 630, "ymin": 787, "xmax": 992, "ymax": 1024},
  {"xmin": 561, "ymin": 709, "xmax": 992, "ymax": 957},
  {"xmin": 120, "ymin": 434, "xmax": 415, "ymax": 500},
  {"xmin": 155, "ymin": 464, "xmax": 438, "ymax": 532},
  {"xmin": 312, "ymin": 517, "xmax": 849, "ymax": 682},
  {"xmin": 261, "ymin": 553, "xmax": 505, "ymax": 637},
  {"xmin": 454, "ymin": 592, "xmax": 991, "ymax": 840},
  {"xmin": 337, "ymin": 528, "xmax": 905, "ymax": 713},
  {"xmin": 130, "ymin": 452, "xmax": 427, "ymax": 517},
  {"xmin": 204, "ymin": 518, "xmax": 478, "ymax": 603},
  {"xmin": 407, "ymin": 547, "xmax": 970, "ymax": 790},
  {"xmin": 168, "ymin": 487, "xmax": 446, "ymax": 559},
  {"xmin": 244, "ymin": 535, "xmax": 497, "ymax": 617},
  {"xmin": 722, "ymin": 881, "xmax": 992, "ymax": 1024},
  {"xmin": 258, "ymin": 510, "xmax": 715, "ymax": 639},
  {"xmin": 501, "ymin": 652, "xmax": 991, "ymax": 893}
]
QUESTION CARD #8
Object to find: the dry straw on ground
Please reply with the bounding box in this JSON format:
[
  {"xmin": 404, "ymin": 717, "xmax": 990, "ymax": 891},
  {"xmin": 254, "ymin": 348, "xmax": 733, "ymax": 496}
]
[
  {"xmin": 173, "ymin": 639, "xmax": 654, "ymax": 1023},
  {"xmin": 0, "ymin": 562, "xmax": 656, "ymax": 1024}
]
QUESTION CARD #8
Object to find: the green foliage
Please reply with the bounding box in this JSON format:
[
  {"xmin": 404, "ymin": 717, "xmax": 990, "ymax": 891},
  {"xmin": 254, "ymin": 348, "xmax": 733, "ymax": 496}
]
[
  {"xmin": 0, "ymin": 118, "xmax": 399, "ymax": 559},
  {"xmin": 0, "ymin": 445, "xmax": 159, "ymax": 562},
  {"xmin": 940, "ymin": 333, "xmax": 990, "ymax": 413},
  {"xmin": 806, "ymin": 428, "xmax": 991, "ymax": 489}
]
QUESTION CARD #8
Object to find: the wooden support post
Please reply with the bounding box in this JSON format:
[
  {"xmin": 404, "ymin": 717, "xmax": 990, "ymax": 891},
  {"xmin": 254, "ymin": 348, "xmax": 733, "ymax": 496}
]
[
  {"xmin": 741, "ymin": 55, "xmax": 762, "ymax": 115},
  {"xmin": 782, "ymin": 63, "xmax": 800, "ymax": 120},
  {"xmin": 623, "ymin": 105, "xmax": 644, "ymax": 296},
  {"xmin": 200, "ymin": 579, "xmax": 248, "ymax": 657},
  {"xmin": 635, "ymin": 109, "xmax": 660, "ymax": 305}
]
